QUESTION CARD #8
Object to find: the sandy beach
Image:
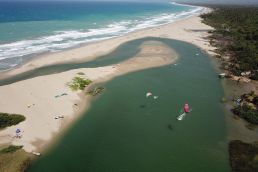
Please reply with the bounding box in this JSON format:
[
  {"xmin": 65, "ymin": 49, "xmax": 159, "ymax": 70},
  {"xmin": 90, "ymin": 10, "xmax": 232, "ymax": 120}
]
[
  {"xmin": 0, "ymin": 13, "xmax": 214, "ymax": 79},
  {"xmin": 0, "ymin": 13, "xmax": 214, "ymax": 153}
]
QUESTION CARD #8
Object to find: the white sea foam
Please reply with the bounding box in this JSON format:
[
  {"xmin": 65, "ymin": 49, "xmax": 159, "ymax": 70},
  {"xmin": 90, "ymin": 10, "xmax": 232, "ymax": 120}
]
[
  {"xmin": 170, "ymin": 1, "xmax": 200, "ymax": 8},
  {"xmin": 0, "ymin": 4, "xmax": 204, "ymax": 69}
]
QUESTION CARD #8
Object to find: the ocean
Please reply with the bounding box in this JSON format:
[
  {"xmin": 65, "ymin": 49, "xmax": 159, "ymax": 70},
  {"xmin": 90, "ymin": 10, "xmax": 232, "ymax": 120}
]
[{"xmin": 0, "ymin": 1, "xmax": 203, "ymax": 70}]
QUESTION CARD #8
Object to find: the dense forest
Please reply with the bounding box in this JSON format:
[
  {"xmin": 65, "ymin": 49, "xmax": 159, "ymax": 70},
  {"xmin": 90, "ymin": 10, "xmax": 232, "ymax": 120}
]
[{"xmin": 201, "ymin": 7, "xmax": 258, "ymax": 80}]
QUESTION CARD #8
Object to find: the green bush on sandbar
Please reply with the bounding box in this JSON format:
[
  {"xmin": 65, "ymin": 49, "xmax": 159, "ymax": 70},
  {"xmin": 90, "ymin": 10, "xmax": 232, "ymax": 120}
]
[
  {"xmin": 0, "ymin": 113, "xmax": 26, "ymax": 129},
  {"xmin": 67, "ymin": 76, "xmax": 92, "ymax": 91}
]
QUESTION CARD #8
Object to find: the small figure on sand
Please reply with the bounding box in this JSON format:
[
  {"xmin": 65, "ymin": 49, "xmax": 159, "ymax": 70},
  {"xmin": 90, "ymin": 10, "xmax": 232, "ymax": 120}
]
[
  {"xmin": 15, "ymin": 128, "xmax": 22, "ymax": 138},
  {"xmin": 54, "ymin": 115, "xmax": 64, "ymax": 119},
  {"xmin": 27, "ymin": 103, "xmax": 35, "ymax": 108}
]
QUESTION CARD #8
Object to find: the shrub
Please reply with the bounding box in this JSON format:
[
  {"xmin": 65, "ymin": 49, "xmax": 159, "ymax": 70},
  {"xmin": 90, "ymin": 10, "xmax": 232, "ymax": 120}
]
[
  {"xmin": 232, "ymin": 103, "xmax": 258, "ymax": 125},
  {"xmin": 0, "ymin": 113, "xmax": 25, "ymax": 129},
  {"xmin": 67, "ymin": 77, "xmax": 92, "ymax": 91}
]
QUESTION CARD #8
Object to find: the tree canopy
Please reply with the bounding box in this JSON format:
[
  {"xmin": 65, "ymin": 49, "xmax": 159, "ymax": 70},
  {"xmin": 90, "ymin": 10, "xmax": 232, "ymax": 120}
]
[{"xmin": 201, "ymin": 7, "xmax": 258, "ymax": 79}]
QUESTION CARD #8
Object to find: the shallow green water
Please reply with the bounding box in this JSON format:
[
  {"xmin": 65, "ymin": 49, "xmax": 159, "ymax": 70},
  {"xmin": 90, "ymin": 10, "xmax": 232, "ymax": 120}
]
[
  {"xmin": 27, "ymin": 38, "xmax": 230, "ymax": 172},
  {"xmin": 0, "ymin": 38, "xmax": 143, "ymax": 86}
]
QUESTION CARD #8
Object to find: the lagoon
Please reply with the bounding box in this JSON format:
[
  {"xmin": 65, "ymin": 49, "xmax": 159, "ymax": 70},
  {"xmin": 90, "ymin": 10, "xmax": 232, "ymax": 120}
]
[{"xmin": 26, "ymin": 38, "xmax": 230, "ymax": 172}]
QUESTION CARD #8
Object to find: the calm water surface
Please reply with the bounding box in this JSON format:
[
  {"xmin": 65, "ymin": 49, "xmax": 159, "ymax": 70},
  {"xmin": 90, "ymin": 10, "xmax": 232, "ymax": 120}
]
[{"xmin": 23, "ymin": 38, "xmax": 230, "ymax": 172}]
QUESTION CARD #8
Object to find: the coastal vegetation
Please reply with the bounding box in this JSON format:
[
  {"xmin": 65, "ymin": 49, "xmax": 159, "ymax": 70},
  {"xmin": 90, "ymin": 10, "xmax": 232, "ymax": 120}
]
[
  {"xmin": 232, "ymin": 92, "xmax": 258, "ymax": 125},
  {"xmin": 67, "ymin": 76, "xmax": 92, "ymax": 91},
  {"xmin": 229, "ymin": 140, "xmax": 258, "ymax": 172},
  {"xmin": 86, "ymin": 87, "xmax": 105, "ymax": 96},
  {"xmin": 0, "ymin": 145, "xmax": 31, "ymax": 172},
  {"xmin": 201, "ymin": 7, "xmax": 258, "ymax": 80},
  {"xmin": 201, "ymin": 7, "xmax": 258, "ymax": 171},
  {"xmin": 0, "ymin": 145, "xmax": 23, "ymax": 154},
  {"xmin": 0, "ymin": 113, "xmax": 25, "ymax": 129},
  {"xmin": 77, "ymin": 72, "xmax": 85, "ymax": 75}
]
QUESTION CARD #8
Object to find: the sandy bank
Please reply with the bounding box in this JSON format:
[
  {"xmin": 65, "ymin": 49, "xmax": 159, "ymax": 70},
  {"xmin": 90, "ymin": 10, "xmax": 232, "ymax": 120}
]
[
  {"xmin": 0, "ymin": 13, "xmax": 214, "ymax": 80},
  {"xmin": 0, "ymin": 12, "xmax": 214, "ymax": 153},
  {"xmin": 0, "ymin": 40, "xmax": 177, "ymax": 152}
]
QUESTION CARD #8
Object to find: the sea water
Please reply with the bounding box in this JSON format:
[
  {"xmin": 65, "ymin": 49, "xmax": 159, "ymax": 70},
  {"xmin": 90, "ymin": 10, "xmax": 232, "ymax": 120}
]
[{"xmin": 0, "ymin": 1, "xmax": 203, "ymax": 70}]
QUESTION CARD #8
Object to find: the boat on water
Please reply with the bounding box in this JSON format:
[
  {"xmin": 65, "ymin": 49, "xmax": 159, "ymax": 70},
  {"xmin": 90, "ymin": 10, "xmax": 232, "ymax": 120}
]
[
  {"xmin": 177, "ymin": 103, "xmax": 190, "ymax": 121},
  {"xmin": 184, "ymin": 103, "xmax": 190, "ymax": 113}
]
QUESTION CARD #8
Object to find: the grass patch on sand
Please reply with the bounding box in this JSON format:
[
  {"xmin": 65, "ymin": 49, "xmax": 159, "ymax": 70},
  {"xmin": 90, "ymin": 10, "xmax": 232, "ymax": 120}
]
[
  {"xmin": 0, "ymin": 145, "xmax": 31, "ymax": 172},
  {"xmin": 77, "ymin": 72, "xmax": 85, "ymax": 75},
  {"xmin": 86, "ymin": 87, "xmax": 105, "ymax": 96},
  {"xmin": 0, "ymin": 145, "xmax": 23, "ymax": 154},
  {"xmin": 0, "ymin": 113, "xmax": 26, "ymax": 129},
  {"xmin": 67, "ymin": 76, "xmax": 92, "ymax": 91}
]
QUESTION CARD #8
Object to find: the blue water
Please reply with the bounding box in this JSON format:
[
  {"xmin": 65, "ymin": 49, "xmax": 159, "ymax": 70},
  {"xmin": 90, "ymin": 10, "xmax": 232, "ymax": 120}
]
[{"xmin": 0, "ymin": 1, "xmax": 203, "ymax": 70}]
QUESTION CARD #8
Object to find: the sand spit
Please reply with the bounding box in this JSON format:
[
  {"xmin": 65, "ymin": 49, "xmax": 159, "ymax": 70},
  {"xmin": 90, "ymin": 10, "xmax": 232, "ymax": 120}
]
[{"xmin": 0, "ymin": 40, "xmax": 177, "ymax": 152}]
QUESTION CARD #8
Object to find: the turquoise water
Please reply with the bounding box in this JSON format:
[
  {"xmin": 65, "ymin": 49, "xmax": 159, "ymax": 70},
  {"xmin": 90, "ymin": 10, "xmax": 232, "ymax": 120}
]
[
  {"xmin": 26, "ymin": 38, "xmax": 230, "ymax": 172},
  {"xmin": 0, "ymin": 1, "xmax": 203, "ymax": 70}
]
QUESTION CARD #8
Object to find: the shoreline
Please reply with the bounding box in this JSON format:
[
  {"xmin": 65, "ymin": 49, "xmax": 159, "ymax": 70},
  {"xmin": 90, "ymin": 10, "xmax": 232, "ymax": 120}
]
[
  {"xmin": 199, "ymin": 9, "xmax": 258, "ymax": 143},
  {"xmin": 199, "ymin": 7, "xmax": 258, "ymax": 172},
  {"xmin": 0, "ymin": 40, "xmax": 178, "ymax": 153},
  {"xmin": 0, "ymin": 12, "xmax": 215, "ymax": 155},
  {"xmin": 25, "ymin": 38, "xmax": 230, "ymax": 171},
  {"xmin": 210, "ymin": 54, "xmax": 258, "ymax": 143},
  {"xmin": 35, "ymin": 40, "xmax": 178, "ymax": 155},
  {"xmin": 0, "ymin": 3, "xmax": 206, "ymax": 74},
  {"xmin": 0, "ymin": 9, "xmax": 214, "ymax": 80}
]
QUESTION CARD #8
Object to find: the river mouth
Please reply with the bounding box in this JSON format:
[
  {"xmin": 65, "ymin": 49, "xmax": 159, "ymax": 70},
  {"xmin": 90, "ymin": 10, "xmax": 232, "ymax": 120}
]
[{"xmin": 19, "ymin": 37, "xmax": 230, "ymax": 172}]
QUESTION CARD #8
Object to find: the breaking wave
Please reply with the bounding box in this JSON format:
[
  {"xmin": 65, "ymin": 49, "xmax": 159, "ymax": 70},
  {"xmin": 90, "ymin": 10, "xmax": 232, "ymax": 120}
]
[{"xmin": 0, "ymin": 4, "xmax": 204, "ymax": 70}]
